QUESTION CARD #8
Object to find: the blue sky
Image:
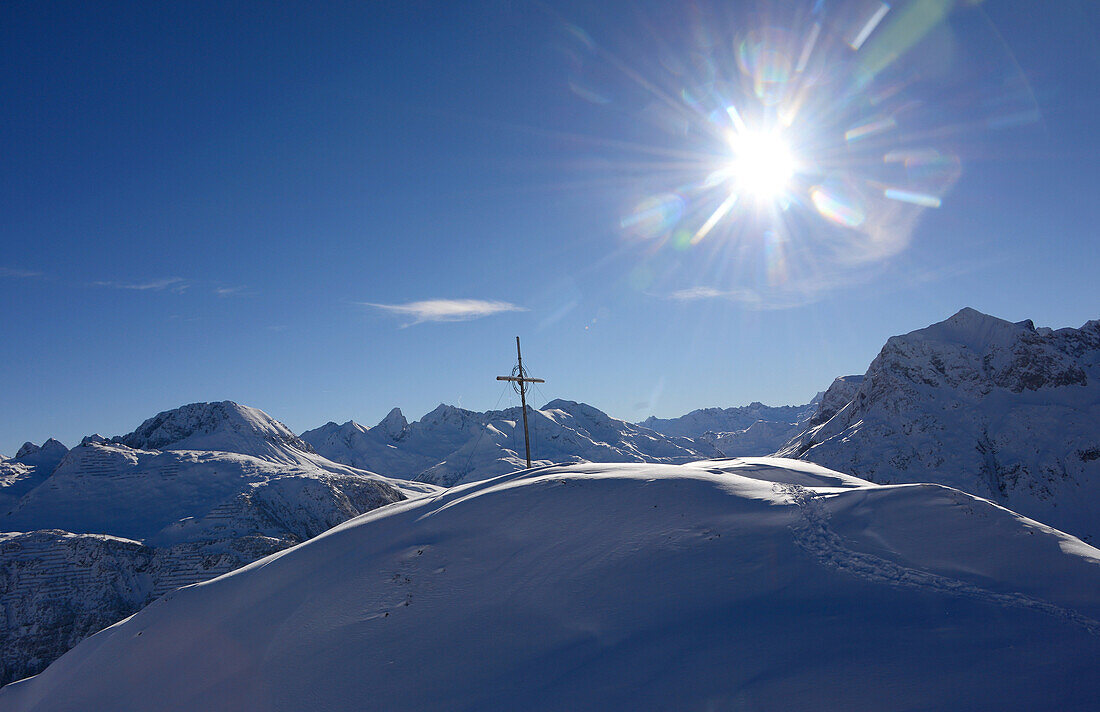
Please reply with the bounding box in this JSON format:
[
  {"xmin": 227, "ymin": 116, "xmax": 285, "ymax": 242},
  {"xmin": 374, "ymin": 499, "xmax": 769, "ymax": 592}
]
[{"xmin": 3, "ymin": 0, "xmax": 1099, "ymax": 454}]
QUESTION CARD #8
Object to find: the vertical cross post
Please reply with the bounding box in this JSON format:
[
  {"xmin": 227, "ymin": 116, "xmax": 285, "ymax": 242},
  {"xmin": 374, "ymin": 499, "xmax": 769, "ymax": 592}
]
[{"xmin": 496, "ymin": 336, "xmax": 545, "ymax": 468}]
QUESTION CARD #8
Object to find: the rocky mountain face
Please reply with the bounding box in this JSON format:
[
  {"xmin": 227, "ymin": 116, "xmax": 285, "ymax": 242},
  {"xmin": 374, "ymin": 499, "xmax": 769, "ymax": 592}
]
[
  {"xmin": 806, "ymin": 375, "xmax": 864, "ymax": 427},
  {"xmin": 302, "ymin": 400, "xmax": 720, "ymax": 487},
  {"xmin": 779, "ymin": 308, "xmax": 1100, "ymax": 542},
  {"xmin": 0, "ymin": 402, "xmax": 431, "ymax": 687}
]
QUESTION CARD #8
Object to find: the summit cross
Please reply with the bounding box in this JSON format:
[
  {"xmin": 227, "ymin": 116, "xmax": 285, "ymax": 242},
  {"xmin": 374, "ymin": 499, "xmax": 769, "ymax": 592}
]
[{"xmin": 496, "ymin": 336, "xmax": 545, "ymax": 468}]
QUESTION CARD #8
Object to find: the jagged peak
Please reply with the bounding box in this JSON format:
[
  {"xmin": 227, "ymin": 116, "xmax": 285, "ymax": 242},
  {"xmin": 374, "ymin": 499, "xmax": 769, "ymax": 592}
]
[
  {"xmin": 15, "ymin": 442, "xmax": 38, "ymax": 459},
  {"xmin": 81, "ymin": 434, "xmax": 109, "ymax": 446},
  {"xmin": 377, "ymin": 407, "xmax": 409, "ymax": 439}
]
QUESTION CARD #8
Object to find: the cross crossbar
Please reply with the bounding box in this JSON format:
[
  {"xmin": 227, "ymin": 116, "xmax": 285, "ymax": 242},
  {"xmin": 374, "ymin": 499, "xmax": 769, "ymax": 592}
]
[{"xmin": 496, "ymin": 376, "xmax": 545, "ymax": 383}]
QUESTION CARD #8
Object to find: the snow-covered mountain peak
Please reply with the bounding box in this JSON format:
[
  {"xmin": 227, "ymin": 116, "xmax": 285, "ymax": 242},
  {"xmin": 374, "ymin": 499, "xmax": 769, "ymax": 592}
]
[
  {"xmin": 14, "ymin": 438, "xmax": 67, "ymax": 462},
  {"xmin": 15, "ymin": 442, "xmax": 38, "ymax": 459},
  {"xmin": 541, "ymin": 399, "xmax": 611, "ymax": 423},
  {"xmin": 79, "ymin": 434, "xmax": 108, "ymax": 446},
  {"xmin": 905, "ymin": 307, "xmax": 1033, "ymax": 352},
  {"xmin": 115, "ymin": 401, "xmax": 316, "ymax": 460},
  {"xmin": 377, "ymin": 407, "xmax": 409, "ymax": 439},
  {"xmin": 875, "ymin": 309, "xmax": 1091, "ymax": 395}
]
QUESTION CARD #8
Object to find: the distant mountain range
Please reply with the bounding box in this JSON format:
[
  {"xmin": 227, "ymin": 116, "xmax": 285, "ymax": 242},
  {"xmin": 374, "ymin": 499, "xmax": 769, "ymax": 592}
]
[{"xmin": 302, "ymin": 399, "xmax": 721, "ymax": 487}]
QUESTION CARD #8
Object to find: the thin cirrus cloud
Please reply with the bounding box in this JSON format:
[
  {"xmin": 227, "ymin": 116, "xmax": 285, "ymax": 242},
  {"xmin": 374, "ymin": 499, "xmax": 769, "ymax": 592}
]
[
  {"xmin": 214, "ymin": 285, "xmax": 252, "ymax": 297},
  {"xmin": 91, "ymin": 277, "xmax": 189, "ymax": 292},
  {"xmin": 0, "ymin": 267, "xmax": 44, "ymax": 279},
  {"xmin": 667, "ymin": 286, "xmax": 763, "ymax": 304},
  {"xmin": 359, "ymin": 298, "xmax": 527, "ymax": 326}
]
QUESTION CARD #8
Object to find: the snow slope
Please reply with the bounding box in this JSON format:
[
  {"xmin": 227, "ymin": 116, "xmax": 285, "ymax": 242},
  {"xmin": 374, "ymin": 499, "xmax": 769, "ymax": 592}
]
[
  {"xmin": 302, "ymin": 400, "xmax": 718, "ymax": 486},
  {"xmin": 779, "ymin": 308, "xmax": 1100, "ymax": 543},
  {"xmin": 4, "ymin": 458, "xmax": 1099, "ymax": 711}
]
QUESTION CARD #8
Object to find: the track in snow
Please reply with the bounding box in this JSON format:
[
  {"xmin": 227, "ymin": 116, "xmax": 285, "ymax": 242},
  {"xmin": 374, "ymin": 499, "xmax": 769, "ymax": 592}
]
[{"xmin": 777, "ymin": 482, "xmax": 1100, "ymax": 635}]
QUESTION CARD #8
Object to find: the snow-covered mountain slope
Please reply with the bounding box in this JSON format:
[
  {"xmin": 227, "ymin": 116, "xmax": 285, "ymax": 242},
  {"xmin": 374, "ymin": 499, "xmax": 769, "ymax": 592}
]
[
  {"xmin": 302, "ymin": 400, "xmax": 719, "ymax": 487},
  {"xmin": 778, "ymin": 308, "xmax": 1100, "ymax": 542},
  {"xmin": 5, "ymin": 458, "xmax": 1099, "ymax": 711},
  {"xmin": 0, "ymin": 403, "xmax": 439, "ymax": 687},
  {"xmin": 641, "ymin": 400, "xmax": 817, "ymax": 439}
]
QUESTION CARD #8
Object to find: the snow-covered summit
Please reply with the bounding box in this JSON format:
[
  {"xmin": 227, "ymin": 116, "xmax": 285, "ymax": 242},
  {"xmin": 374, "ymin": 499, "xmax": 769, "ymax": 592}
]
[
  {"xmin": 378, "ymin": 406, "xmax": 409, "ymax": 439},
  {"xmin": 115, "ymin": 401, "xmax": 317, "ymax": 463},
  {"xmin": 5, "ymin": 458, "xmax": 1099, "ymax": 711},
  {"xmin": 1, "ymin": 439, "xmax": 69, "ymax": 513},
  {"xmin": 13, "ymin": 438, "xmax": 68, "ymax": 472},
  {"xmin": 779, "ymin": 308, "xmax": 1100, "ymax": 542}
]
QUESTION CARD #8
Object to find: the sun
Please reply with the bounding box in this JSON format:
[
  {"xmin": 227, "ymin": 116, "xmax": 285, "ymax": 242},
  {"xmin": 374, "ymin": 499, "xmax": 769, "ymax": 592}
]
[{"xmin": 725, "ymin": 129, "xmax": 797, "ymax": 202}]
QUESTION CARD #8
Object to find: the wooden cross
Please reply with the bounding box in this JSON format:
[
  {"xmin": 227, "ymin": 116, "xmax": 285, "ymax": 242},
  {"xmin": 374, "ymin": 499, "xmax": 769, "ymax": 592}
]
[{"xmin": 496, "ymin": 336, "xmax": 545, "ymax": 468}]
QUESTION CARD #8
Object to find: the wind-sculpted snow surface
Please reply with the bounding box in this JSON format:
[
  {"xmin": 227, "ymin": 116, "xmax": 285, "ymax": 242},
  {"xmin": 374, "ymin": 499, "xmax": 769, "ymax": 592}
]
[
  {"xmin": 780, "ymin": 308, "xmax": 1100, "ymax": 543},
  {"xmin": 5, "ymin": 459, "xmax": 1099, "ymax": 711},
  {"xmin": 302, "ymin": 399, "xmax": 719, "ymax": 486}
]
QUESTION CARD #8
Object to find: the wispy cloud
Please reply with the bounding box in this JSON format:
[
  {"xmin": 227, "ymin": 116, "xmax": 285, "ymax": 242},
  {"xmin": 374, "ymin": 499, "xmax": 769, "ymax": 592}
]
[
  {"xmin": 91, "ymin": 277, "xmax": 188, "ymax": 292},
  {"xmin": 214, "ymin": 285, "xmax": 252, "ymax": 297},
  {"xmin": 0, "ymin": 267, "xmax": 44, "ymax": 279},
  {"xmin": 359, "ymin": 298, "xmax": 527, "ymax": 326},
  {"xmin": 667, "ymin": 286, "xmax": 763, "ymax": 304}
]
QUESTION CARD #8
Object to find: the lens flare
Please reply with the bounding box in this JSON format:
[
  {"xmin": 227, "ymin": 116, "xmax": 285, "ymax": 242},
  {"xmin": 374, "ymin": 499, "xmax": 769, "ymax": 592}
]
[
  {"xmin": 552, "ymin": 0, "xmax": 1040, "ymax": 307},
  {"xmin": 726, "ymin": 130, "xmax": 798, "ymax": 202}
]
